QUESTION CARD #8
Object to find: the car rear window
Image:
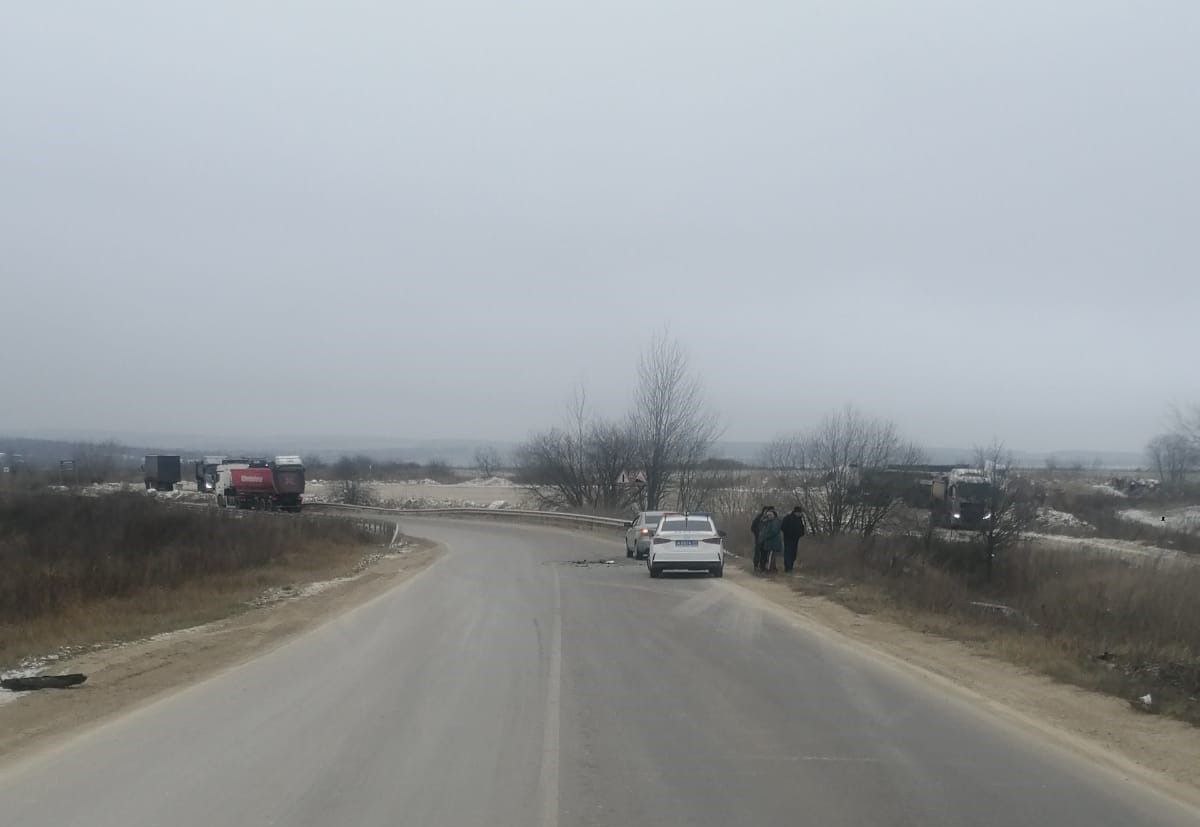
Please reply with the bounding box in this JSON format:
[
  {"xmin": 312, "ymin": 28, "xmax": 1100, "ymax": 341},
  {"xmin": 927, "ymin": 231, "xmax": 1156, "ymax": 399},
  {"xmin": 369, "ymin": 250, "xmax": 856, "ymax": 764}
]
[
  {"xmin": 645, "ymin": 515, "xmax": 663, "ymax": 526},
  {"xmin": 660, "ymin": 518, "xmax": 714, "ymax": 532}
]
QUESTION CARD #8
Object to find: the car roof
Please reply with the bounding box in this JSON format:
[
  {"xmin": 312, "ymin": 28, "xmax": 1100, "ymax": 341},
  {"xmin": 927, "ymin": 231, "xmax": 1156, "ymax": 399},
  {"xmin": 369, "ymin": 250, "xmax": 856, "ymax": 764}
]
[{"xmin": 640, "ymin": 510, "xmax": 679, "ymax": 517}]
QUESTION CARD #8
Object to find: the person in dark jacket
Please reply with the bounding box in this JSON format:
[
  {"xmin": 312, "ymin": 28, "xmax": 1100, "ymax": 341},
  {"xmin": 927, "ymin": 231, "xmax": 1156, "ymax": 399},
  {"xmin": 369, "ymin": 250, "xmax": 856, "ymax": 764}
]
[
  {"xmin": 757, "ymin": 508, "xmax": 784, "ymax": 574},
  {"xmin": 750, "ymin": 506, "xmax": 769, "ymax": 572},
  {"xmin": 781, "ymin": 506, "xmax": 807, "ymax": 573}
]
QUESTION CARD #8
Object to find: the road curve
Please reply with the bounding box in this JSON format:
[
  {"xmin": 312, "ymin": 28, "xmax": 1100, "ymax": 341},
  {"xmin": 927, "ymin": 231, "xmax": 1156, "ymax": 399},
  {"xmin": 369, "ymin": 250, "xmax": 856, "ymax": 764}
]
[{"xmin": 0, "ymin": 518, "xmax": 1196, "ymax": 826}]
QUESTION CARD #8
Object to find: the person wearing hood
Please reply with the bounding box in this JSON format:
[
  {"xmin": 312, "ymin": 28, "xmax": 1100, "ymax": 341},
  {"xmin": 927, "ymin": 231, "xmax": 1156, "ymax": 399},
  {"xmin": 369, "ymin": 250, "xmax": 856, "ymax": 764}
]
[
  {"xmin": 757, "ymin": 507, "xmax": 784, "ymax": 574},
  {"xmin": 750, "ymin": 506, "xmax": 769, "ymax": 572}
]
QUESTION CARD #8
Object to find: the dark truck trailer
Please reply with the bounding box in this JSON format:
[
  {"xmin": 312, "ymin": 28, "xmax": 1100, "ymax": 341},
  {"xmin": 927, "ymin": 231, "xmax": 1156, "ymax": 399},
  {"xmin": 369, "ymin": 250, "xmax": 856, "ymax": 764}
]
[
  {"xmin": 144, "ymin": 455, "xmax": 182, "ymax": 492},
  {"xmin": 271, "ymin": 456, "xmax": 305, "ymax": 512}
]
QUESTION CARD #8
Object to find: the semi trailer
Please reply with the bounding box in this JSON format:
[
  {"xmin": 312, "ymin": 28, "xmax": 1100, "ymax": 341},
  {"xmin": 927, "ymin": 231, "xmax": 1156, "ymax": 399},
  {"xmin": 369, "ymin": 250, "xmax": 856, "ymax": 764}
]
[{"xmin": 143, "ymin": 455, "xmax": 182, "ymax": 492}]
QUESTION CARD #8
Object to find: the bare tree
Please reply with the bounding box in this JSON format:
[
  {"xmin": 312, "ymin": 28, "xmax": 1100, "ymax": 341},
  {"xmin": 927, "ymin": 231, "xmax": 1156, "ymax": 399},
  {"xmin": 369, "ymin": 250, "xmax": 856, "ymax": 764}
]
[
  {"xmin": 795, "ymin": 406, "xmax": 924, "ymax": 536},
  {"xmin": 972, "ymin": 440, "xmax": 1038, "ymax": 581},
  {"xmin": 74, "ymin": 440, "xmax": 125, "ymax": 484},
  {"xmin": 1146, "ymin": 432, "xmax": 1197, "ymax": 490},
  {"xmin": 761, "ymin": 434, "xmax": 807, "ymax": 492},
  {"xmin": 1171, "ymin": 402, "xmax": 1200, "ymax": 447},
  {"xmin": 515, "ymin": 388, "xmax": 639, "ymax": 513},
  {"xmin": 473, "ymin": 446, "xmax": 503, "ymax": 478},
  {"xmin": 584, "ymin": 420, "xmax": 641, "ymax": 512},
  {"xmin": 516, "ymin": 428, "xmax": 589, "ymax": 509},
  {"xmin": 628, "ymin": 332, "xmax": 721, "ymax": 510}
]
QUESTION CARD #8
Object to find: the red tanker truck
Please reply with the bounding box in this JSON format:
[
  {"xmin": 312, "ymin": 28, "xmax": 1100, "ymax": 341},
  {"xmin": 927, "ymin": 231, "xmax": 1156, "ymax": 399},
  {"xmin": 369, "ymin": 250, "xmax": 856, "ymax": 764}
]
[{"xmin": 215, "ymin": 456, "xmax": 305, "ymax": 512}]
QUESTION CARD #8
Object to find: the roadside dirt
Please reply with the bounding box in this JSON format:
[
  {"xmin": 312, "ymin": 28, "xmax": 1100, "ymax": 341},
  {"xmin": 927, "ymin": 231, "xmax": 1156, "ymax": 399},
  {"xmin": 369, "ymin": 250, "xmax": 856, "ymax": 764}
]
[
  {"xmin": 727, "ymin": 567, "xmax": 1200, "ymax": 808},
  {"xmin": 0, "ymin": 540, "xmax": 441, "ymax": 767}
]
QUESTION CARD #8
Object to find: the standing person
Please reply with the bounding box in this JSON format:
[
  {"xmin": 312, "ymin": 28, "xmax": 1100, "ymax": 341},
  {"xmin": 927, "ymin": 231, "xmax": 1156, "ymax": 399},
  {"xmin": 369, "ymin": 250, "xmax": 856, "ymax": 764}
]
[
  {"xmin": 781, "ymin": 506, "xmax": 807, "ymax": 573},
  {"xmin": 758, "ymin": 508, "xmax": 783, "ymax": 574},
  {"xmin": 750, "ymin": 506, "xmax": 768, "ymax": 572}
]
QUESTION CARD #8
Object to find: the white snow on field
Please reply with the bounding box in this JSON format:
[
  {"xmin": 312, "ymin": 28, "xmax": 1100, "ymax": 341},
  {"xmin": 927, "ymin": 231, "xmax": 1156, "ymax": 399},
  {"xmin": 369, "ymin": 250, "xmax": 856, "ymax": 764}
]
[
  {"xmin": 461, "ymin": 476, "xmax": 517, "ymax": 487},
  {"xmin": 1025, "ymin": 532, "xmax": 1191, "ymax": 564},
  {"xmin": 1119, "ymin": 507, "xmax": 1200, "ymax": 532},
  {"xmin": 0, "ymin": 662, "xmax": 47, "ymax": 705},
  {"xmin": 1088, "ymin": 483, "xmax": 1128, "ymax": 498},
  {"xmin": 1035, "ymin": 507, "xmax": 1092, "ymax": 531},
  {"xmin": 0, "ymin": 647, "xmax": 95, "ymax": 705}
]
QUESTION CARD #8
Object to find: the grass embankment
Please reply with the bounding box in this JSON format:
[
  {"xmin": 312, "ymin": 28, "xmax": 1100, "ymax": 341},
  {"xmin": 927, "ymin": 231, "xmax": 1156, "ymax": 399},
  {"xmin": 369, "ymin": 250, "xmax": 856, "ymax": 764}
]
[
  {"xmin": 0, "ymin": 493, "xmax": 379, "ymax": 668},
  {"xmin": 712, "ymin": 501, "xmax": 1200, "ymax": 726},
  {"xmin": 772, "ymin": 535, "xmax": 1200, "ymax": 724}
]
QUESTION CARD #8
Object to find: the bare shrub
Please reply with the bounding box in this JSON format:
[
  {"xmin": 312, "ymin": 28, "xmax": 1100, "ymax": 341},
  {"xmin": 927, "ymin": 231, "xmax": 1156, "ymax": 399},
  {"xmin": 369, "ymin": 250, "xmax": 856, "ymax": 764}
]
[
  {"xmin": 1146, "ymin": 432, "xmax": 1198, "ymax": 491},
  {"xmin": 474, "ymin": 446, "xmax": 503, "ymax": 477},
  {"xmin": 422, "ymin": 459, "xmax": 458, "ymax": 484},
  {"xmin": 516, "ymin": 388, "xmax": 639, "ymax": 514},
  {"xmin": 330, "ymin": 478, "xmax": 377, "ymax": 506}
]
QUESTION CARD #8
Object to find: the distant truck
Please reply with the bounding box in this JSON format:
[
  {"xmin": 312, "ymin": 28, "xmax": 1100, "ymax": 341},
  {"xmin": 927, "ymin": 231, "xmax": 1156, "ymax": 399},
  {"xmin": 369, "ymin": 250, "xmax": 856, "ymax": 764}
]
[
  {"xmin": 143, "ymin": 455, "xmax": 182, "ymax": 492},
  {"xmin": 930, "ymin": 468, "xmax": 993, "ymax": 529},
  {"xmin": 194, "ymin": 456, "xmax": 224, "ymax": 493},
  {"xmin": 215, "ymin": 456, "xmax": 305, "ymax": 512}
]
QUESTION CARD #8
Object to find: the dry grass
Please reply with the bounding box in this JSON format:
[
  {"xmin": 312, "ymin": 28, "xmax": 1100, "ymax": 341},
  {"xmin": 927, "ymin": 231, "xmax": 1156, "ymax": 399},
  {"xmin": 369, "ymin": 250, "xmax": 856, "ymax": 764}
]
[
  {"xmin": 0, "ymin": 492, "xmax": 378, "ymax": 668},
  {"xmin": 770, "ymin": 533, "xmax": 1200, "ymax": 725}
]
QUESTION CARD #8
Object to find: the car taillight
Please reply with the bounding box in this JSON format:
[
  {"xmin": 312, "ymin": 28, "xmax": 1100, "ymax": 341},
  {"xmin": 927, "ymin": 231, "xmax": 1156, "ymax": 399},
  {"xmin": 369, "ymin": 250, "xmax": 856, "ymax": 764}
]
[
  {"xmin": 701, "ymin": 537, "xmax": 723, "ymax": 544},
  {"xmin": 640, "ymin": 528, "xmax": 650, "ymax": 535},
  {"xmin": 653, "ymin": 537, "xmax": 670, "ymax": 544}
]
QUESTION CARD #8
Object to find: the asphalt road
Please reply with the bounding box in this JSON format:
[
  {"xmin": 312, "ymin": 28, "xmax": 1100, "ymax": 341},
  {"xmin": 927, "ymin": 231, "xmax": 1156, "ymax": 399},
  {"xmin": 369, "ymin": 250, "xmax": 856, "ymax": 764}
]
[{"xmin": 0, "ymin": 517, "xmax": 1196, "ymax": 826}]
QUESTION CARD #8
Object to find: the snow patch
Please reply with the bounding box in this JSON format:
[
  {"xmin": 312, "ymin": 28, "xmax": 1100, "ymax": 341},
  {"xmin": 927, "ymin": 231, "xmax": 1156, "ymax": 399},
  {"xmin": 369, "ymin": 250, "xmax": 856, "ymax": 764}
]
[
  {"xmin": 1119, "ymin": 507, "xmax": 1200, "ymax": 532},
  {"xmin": 1036, "ymin": 507, "xmax": 1091, "ymax": 530},
  {"xmin": 461, "ymin": 476, "xmax": 516, "ymax": 488}
]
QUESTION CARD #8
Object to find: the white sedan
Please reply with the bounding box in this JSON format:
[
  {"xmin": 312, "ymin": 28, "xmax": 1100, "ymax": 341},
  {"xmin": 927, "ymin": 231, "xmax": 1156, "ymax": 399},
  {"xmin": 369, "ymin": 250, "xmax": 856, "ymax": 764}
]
[
  {"xmin": 647, "ymin": 514, "xmax": 725, "ymax": 578},
  {"xmin": 624, "ymin": 511, "xmax": 677, "ymax": 559}
]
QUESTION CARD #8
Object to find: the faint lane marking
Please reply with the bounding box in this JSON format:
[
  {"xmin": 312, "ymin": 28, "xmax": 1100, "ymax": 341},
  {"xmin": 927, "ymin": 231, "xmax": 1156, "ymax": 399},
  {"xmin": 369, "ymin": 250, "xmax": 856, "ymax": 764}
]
[{"xmin": 538, "ymin": 566, "xmax": 562, "ymax": 827}]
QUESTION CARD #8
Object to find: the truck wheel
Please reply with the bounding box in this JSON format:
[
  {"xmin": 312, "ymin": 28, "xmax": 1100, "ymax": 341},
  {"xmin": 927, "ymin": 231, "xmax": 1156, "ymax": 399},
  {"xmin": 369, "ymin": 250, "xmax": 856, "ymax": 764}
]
[{"xmin": 649, "ymin": 565, "xmax": 661, "ymax": 579}]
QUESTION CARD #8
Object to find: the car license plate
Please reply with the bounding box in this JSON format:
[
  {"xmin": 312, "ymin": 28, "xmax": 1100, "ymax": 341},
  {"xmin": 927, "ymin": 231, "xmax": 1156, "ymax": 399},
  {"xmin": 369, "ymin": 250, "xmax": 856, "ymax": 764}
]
[{"xmin": 676, "ymin": 540, "xmax": 698, "ymax": 547}]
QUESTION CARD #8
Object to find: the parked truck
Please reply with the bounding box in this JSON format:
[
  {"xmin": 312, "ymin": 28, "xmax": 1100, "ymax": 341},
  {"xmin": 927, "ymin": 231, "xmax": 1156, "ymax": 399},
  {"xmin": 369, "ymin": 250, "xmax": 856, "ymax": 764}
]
[
  {"xmin": 215, "ymin": 456, "xmax": 305, "ymax": 512},
  {"xmin": 930, "ymin": 468, "xmax": 993, "ymax": 529},
  {"xmin": 143, "ymin": 454, "xmax": 182, "ymax": 492}
]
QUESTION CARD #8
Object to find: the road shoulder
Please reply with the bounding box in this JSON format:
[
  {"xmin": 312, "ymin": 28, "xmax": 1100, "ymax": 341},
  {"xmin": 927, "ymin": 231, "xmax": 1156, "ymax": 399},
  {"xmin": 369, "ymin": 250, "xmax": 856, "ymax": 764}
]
[
  {"xmin": 0, "ymin": 540, "xmax": 442, "ymax": 768},
  {"xmin": 726, "ymin": 567, "xmax": 1200, "ymax": 810}
]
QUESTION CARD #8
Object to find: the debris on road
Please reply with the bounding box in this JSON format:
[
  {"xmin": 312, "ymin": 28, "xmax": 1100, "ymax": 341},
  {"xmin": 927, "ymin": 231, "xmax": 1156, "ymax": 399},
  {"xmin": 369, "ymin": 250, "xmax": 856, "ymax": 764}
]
[{"xmin": 1130, "ymin": 693, "xmax": 1159, "ymax": 714}]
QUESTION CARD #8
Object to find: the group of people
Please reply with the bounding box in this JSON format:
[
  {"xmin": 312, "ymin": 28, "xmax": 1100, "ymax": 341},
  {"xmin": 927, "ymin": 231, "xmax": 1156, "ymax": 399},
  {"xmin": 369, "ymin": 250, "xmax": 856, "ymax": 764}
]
[{"xmin": 750, "ymin": 505, "xmax": 807, "ymax": 574}]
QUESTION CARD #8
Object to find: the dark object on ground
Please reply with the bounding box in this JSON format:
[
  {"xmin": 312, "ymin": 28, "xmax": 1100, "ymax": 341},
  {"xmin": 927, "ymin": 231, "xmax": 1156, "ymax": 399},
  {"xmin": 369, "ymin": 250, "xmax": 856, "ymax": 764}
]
[{"xmin": 1, "ymin": 674, "xmax": 88, "ymax": 691}]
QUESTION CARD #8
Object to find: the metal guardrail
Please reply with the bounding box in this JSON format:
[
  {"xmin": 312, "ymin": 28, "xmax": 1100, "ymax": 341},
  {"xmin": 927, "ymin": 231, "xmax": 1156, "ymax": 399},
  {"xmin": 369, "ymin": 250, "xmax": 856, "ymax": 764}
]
[{"xmin": 310, "ymin": 502, "xmax": 628, "ymax": 530}]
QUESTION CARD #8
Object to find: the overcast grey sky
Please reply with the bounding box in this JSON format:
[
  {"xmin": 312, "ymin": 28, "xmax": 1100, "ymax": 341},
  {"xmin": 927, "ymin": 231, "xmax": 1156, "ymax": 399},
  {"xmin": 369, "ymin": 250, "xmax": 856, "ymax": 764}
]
[{"xmin": 2, "ymin": 1, "xmax": 1196, "ymax": 453}]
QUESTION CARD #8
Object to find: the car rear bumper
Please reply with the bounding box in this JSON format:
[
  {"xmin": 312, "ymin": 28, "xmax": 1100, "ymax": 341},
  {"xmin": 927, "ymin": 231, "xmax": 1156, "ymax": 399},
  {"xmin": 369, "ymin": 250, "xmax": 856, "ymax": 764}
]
[{"xmin": 650, "ymin": 551, "xmax": 723, "ymax": 569}]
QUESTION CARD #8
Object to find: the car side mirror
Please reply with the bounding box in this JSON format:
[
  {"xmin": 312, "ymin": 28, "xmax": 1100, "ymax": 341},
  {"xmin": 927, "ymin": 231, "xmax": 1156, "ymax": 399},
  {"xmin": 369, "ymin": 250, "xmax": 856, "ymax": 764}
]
[
  {"xmin": 718, "ymin": 530, "xmax": 728, "ymax": 538},
  {"xmin": 624, "ymin": 521, "xmax": 634, "ymax": 528}
]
